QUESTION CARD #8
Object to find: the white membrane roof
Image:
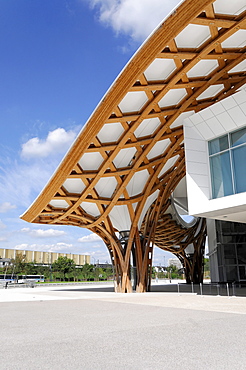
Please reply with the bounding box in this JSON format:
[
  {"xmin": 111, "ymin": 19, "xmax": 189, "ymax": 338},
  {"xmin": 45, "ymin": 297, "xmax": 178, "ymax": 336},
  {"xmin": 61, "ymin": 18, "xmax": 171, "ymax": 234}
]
[{"xmin": 21, "ymin": 0, "xmax": 246, "ymax": 239}]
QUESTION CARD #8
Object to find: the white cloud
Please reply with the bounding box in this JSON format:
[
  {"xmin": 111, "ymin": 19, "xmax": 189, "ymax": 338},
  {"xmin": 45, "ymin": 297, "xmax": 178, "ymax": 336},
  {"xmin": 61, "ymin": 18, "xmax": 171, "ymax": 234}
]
[
  {"xmin": 21, "ymin": 128, "xmax": 77, "ymax": 159},
  {"xmin": 0, "ymin": 202, "xmax": 16, "ymax": 213},
  {"xmin": 78, "ymin": 233, "xmax": 103, "ymax": 242},
  {"xmin": 14, "ymin": 243, "xmax": 29, "ymax": 250},
  {"xmin": 0, "ymin": 219, "xmax": 6, "ymax": 229},
  {"xmin": 0, "ymin": 129, "xmax": 78, "ymax": 208},
  {"xmin": 89, "ymin": 250, "xmax": 111, "ymax": 263},
  {"xmin": 152, "ymin": 247, "xmax": 174, "ymax": 266},
  {"xmin": 87, "ymin": 0, "xmax": 180, "ymax": 42},
  {"xmin": 21, "ymin": 227, "xmax": 66, "ymax": 238},
  {"xmin": 0, "ymin": 159, "xmax": 57, "ymax": 207}
]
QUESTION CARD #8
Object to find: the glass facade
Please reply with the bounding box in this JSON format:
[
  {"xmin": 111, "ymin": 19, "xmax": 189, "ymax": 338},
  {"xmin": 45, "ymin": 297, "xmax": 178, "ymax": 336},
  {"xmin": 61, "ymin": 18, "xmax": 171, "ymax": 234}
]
[
  {"xmin": 216, "ymin": 220, "xmax": 246, "ymax": 282},
  {"xmin": 208, "ymin": 127, "xmax": 246, "ymax": 199}
]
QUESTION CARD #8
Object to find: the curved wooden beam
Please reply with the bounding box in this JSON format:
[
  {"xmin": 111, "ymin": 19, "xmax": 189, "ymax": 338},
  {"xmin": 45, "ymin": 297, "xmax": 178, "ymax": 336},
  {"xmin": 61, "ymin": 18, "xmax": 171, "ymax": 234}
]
[{"xmin": 21, "ymin": 0, "xmax": 246, "ymax": 292}]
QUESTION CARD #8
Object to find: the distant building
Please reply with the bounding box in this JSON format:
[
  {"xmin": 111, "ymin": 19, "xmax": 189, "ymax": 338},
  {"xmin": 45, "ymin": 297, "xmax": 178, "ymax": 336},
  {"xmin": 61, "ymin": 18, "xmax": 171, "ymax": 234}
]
[
  {"xmin": 0, "ymin": 248, "xmax": 90, "ymax": 266},
  {"xmin": 0, "ymin": 258, "xmax": 11, "ymax": 267},
  {"xmin": 168, "ymin": 258, "xmax": 182, "ymax": 270},
  {"xmin": 96, "ymin": 263, "xmax": 112, "ymax": 269}
]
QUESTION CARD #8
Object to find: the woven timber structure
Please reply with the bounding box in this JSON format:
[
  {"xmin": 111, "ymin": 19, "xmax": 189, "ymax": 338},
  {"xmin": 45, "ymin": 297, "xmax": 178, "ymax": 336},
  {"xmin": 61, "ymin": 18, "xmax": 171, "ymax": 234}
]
[{"xmin": 21, "ymin": 0, "xmax": 246, "ymax": 292}]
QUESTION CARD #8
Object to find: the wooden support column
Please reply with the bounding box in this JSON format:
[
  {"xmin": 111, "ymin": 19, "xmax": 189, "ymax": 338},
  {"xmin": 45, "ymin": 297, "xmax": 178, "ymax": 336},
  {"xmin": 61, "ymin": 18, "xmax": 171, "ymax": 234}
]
[{"xmin": 176, "ymin": 218, "xmax": 207, "ymax": 284}]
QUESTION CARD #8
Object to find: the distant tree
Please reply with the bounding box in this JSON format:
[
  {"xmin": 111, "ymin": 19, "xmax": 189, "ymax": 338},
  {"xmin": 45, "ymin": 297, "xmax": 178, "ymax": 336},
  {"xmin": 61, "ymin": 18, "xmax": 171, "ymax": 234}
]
[
  {"xmin": 52, "ymin": 256, "xmax": 76, "ymax": 281},
  {"xmin": 166, "ymin": 264, "xmax": 180, "ymax": 279},
  {"xmin": 81, "ymin": 263, "xmax": 94, "ymax": 281},
  {"xmin": 25, "ymin": 261, "xmax": 38, "ymax": 275},
  {"xmin": 11, "ymin": 253, "xmax": 27, "ymax": 275},
  {"xmin": 71, "ymin": 266, "xmax": 81, "ymax": 282},
  {"xmin": 166, "ymin": 264, "xmax": 178, "ymax": 273},
  {"xmin": 204, "ymin": 258, "xmax": 210, "ymax": 278},
  {"xmin": 103, "ymin": 266, "xmax": 113, "ymax": 280}
]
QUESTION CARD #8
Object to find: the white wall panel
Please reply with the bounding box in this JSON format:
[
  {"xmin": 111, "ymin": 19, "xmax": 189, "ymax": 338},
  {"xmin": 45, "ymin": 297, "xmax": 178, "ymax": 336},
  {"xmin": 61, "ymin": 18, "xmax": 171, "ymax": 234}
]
[
  {"xmin": 228, "ymin": 106, "xmax": 246, "ymax": 127},
  {"xmin": 184, "ymin": 87, "xmax": 246, "ymax": 223},
  {"xmin": 216, "ymin": 111, "xmax": 237, "ymax": 131}
]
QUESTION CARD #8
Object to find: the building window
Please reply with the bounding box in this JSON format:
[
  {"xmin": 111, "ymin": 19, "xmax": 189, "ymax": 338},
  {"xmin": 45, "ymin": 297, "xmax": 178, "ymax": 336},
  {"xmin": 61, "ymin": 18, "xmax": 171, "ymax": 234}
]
[
  {"xmin": 208, "ymin": 127, "xmax": 246, "ymax": 199},
  {"xmin": 216, "ymin": 220, "xmax": 246, "ymax": 283}
]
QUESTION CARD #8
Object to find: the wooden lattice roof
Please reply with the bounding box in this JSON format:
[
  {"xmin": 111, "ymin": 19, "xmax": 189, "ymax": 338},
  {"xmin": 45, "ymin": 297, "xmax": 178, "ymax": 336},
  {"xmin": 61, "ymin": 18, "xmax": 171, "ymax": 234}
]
[{"xmin": 21, "ymin": 0, "xmax": 246, "ymax": 238}]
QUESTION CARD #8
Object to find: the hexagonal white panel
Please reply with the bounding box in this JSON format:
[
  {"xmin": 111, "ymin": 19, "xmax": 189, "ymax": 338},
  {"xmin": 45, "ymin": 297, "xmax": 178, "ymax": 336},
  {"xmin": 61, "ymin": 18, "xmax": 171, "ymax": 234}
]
[
  {"xmin": 158, "ymin": 155, "xmax": 179, "ymax": 178},
  {"xmin": 94, "ymin": 177, "xmax": 118, "ymax": 198},
  {"xmin": 80, "ymin": 202, "xmax": 100, "ymax": 217},
  {"xmin": 187, "ymin": 60, "xmax": 219, "ymax": 78},
  {"xmin": 49, "ymin": 199, "xmax": 69, "ymax": 209},
  {"xmin": 118, "ymin": 91, "xmax": 148, "ymax": 113},
  {"xmin": 63, "ymin": 179, "xmax": 85, "ymax": 194},
  {"xmin": 158, "ymin": 88, "xmax": 187, "ymax": 108},
  {"xmin": 78, "ymin": 152, "xmax": 104, "ymax": 171},
  {"xmin": 97, "ymin": 122, "xmax": 124, "ymax": 143},
  {"xmin": 134, "ymin": 117, "xmax": 161, "ymax": 138},
  {"xmin": 213, "ymin": 0, "xmax": 246, "ymax": 15},
  {"xmin": 138, "ymin": 190, "xmax": 159, "ymax": 229},
  {"xmin": 229, "ymin": 60, "xmax": 246, "ymax": 74},
  {"xmin": 144, "ymin": 58, "xmax": 176, "ymax": 81},
  {"xmin": 221, "ymin": 30, "xmax": 246, "ymax": 48},
  {"xmin": 175, "ymin": 24, "xmax": 211, "ymax": 48},
  {"xmin": 109, "ymin": 205, "xmax": 131, "ymax": 231},
  {"xmin": 147, "ymin": 139, "xmax": 170, "ymax": 160},
  {"xmin": 113, "ymin": 147, "xmax": 137, "ymax": 168},
  {"xmin": 126, "ymin": 169, "xmax": 150, "ymax": 197},
  {"xmin": 197, "ymin": 84, "xmax": 224, "ymax": 100}
]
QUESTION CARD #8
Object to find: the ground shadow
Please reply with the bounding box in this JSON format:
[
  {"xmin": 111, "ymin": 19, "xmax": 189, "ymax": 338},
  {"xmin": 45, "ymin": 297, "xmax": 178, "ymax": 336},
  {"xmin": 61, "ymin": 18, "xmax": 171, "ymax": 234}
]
[
  {"xmin": 53, "ymin": 286, "xmax": 115, "ymax": 293},
  {"xmin": 53, "ymin": 282, "xmax": 246, "ymax": 297}
]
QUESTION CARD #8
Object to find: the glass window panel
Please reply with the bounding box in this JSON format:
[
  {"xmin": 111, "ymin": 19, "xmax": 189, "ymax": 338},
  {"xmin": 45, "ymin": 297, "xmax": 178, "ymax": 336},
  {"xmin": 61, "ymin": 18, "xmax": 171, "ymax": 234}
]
[
  {"xmin": 221, "ymin": 220, "xmax": 234, "ymax": 234},
  {"xmin": 226, "ymin": 265, "xmax": 238, "ymax": 282},
  {"xmin": 234, "ymin": 222, "xmax": 246, "ymax": 234},
  {"xmin": 208, "ymin": 135, "xmax": 228, "ymax": 155},
  {"xmin": 208, "ymin": 135, "xmax": 229, "ymax": 155},
  {"xmin": 222, "ymin": 235, "xmax": 234, "ymax": 244},
  {"xmin": 237, "ymin": 244, "xmax": 246, "ymax": 264},
  {"xmin": 224, "ymin": 244, "xmax": 236, "ymax": 264},
  {"xmin": 234, "ymin": 234, "xmax": 246, "ymax": 243},
  {"xmin": 232, "ymin": 146, "xmax": 246, "ymax": 194},
  {"xmin": 231, "ymin": 127, "xmax": 246, "ymax": 147},
  {"xmin": 239, "ymin": 266, "xmax": 246, "ymax": 280},
  {"xmin": 218, "ymin": 266, "xmax": 224, "ymax": 281},
  {"xmin": 217, "ymin": 244, "xmax": 223, "ymax": 266},
  {"xmin": 210, "ymin": 152, "xmax": 233, "ymax": 198}
]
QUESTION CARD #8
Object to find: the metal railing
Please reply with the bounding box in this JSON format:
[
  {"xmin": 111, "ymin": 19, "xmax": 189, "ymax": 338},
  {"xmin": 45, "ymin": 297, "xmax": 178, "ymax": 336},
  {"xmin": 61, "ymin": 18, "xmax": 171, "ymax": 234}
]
[{"xmin": 151, "ymin": 280, "xmax": 246, "ymax": 297}]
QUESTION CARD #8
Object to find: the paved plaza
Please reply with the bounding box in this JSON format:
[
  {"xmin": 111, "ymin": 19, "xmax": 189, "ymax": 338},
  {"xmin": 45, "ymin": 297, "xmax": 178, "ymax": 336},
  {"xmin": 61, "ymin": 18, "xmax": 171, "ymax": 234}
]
[{"xmin": 1, "ymin": 282, "xmax": 246, "ymax": 370}]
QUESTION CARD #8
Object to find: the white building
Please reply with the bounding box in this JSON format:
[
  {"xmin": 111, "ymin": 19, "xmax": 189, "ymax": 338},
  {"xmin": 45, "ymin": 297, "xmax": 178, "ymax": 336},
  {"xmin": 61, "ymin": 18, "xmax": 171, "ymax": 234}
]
[
  {"xmin": 168, "ymin": 258, "xmax": 182, "ymax": 270},
  {"xmin": 184, "ymin": 87, "xmax": 246, "ymax": 283}
]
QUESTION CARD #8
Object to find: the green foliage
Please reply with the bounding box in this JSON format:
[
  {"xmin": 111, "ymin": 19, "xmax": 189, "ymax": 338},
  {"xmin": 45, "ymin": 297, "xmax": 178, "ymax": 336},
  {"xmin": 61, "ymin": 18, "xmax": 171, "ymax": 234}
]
[
  {"xmin": 81, "ymin": 263, "xmax": 94, "ymax": 281},
  {"xmin": 52, "ymin": 256, "xmax": 76, "ymax": 281},
  {"xmin": 11, "ymin": 253, "xmax": 27, "ymax": 274},
  {"xmin": 204, "ymin": 258, "xmax": 210, "ymax": 278},
  {"xmin": 166, "ymin": 264, "xmax": 183, "ymax": 279},
  {"xmin": 0, "ymin": 254, "xmax": 114, "ymax": 282},
  {"xmin": 25, "ymin": 262, "xmax": 37, "ymax": 275},
  {"xmin": 166, "ymin": 264, "xmax": 178, "ymax": 273},
  {"xmin": 204, "ymin": 258, "xmax": 210, "ymax": 271}
]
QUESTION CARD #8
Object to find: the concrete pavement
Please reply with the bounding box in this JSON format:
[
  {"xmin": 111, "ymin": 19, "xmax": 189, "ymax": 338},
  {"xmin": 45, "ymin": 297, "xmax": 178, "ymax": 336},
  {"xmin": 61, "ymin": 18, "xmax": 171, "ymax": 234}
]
[{"xmin": 1, "ymin": 283, "xmax": 246, "ymax": 369}]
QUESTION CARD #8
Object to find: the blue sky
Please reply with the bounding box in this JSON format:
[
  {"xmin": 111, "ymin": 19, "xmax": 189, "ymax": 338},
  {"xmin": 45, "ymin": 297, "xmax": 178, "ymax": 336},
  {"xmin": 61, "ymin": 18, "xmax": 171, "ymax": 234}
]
[{"xmin": 0, "ymin": 0, "xmax": 180, "ymax": 265}]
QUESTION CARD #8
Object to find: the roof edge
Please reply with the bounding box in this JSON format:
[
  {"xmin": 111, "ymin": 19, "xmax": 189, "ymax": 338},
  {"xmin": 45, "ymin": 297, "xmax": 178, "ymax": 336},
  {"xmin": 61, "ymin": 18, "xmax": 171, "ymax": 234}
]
[{"xmin": 21, "ymin": 0, "xmax": 213, "ymax": 223}]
